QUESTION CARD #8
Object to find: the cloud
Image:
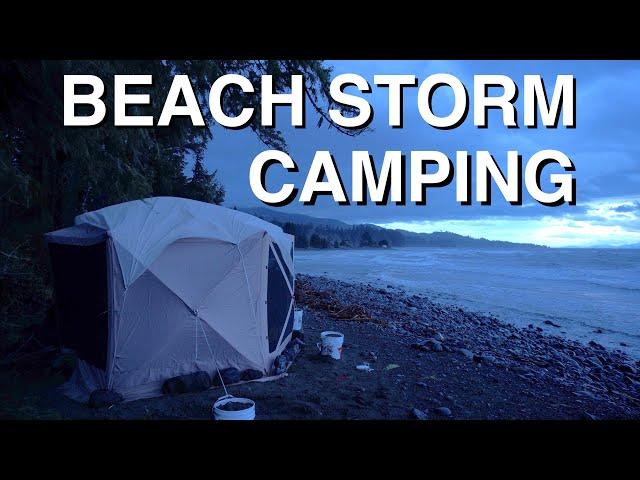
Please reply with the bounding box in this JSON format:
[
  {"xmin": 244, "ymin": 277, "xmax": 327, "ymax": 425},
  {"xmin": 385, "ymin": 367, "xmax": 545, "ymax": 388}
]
[
  {"xmin": 613, "ymin": 201, "xmax": 640, "ymax": 213},
  {"xmin": 378, "ymin": 195, "xmax": 640, "ymax": 247},
  {"xmin": 583, "ymin": 197, "xmax": 640, "ymax": 221},
  {"xmin": 379, "ymin": 215, "xmax": 640, "ymax": 248},
  {"xmin": 203, "ymin": 60, "xmax": 640, "ymax": 247}
]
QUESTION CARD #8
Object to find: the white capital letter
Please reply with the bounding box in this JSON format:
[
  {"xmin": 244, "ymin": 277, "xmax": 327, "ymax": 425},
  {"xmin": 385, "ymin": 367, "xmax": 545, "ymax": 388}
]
[
  {"xmin": 418, "ymin": 74, "xmax": 468, "ymax": 129},
  {"xmin": 209, "ymin": 74, "xmax": 255, "ymax": 128},
  {"xmin": 525, "ymin": 150, "xmax": 575, "ymax": 205},
  {"xmin": 352, "ymin": 151, "xmax": 403, "ymax": 204},
  {"xmin": 250, "ymin": 150, "xmax": 297, "ymax": 205},
  {"xmin": 374, "ymin": 75, "xmax": 417, "ymax": 127},
  {"xmin": 63, "ymin": 75, "xmax": 106, "ymax": 126},
  {"xmin": 476, "ymin": 151, "xmax": 522, "ymax": 204},
  {"xmin": 474, "ymin": 75, "xmax": 518, "ymax": 128},
  {"xmin": 158, "ymin": 75, "xmax": 205, "ymax": 126},
  {"xmin": 410, "ymin": 151, "xmax": 452, "ymax": 203},
  {"xmin": 300, "ymin": 151, "xmax": 348, "ymax": 204},
  {"xmin": 261, "ymin": 74, "xmax": 304, "ymax": 127},
  {"xmin": 524, "ymin": 75, "xmax": 575, "ymax": 127},
  {"xmin": 114, "ymin": 75, "xmax": 153, "ymax": 126},
  {"xmin": 329, "ymin": 74, "xmax": 373, "ymax": 128}
]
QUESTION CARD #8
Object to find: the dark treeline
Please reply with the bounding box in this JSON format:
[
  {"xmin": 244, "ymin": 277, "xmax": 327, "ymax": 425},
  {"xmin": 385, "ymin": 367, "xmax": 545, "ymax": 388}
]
[
  {"xmin": 0, "ymin": 60, "xmax": 363, "ymax": 355},
  {"xmin": 268, "ymin": 220, "xmax": 397, "ymax": 249},
  {"xmin": 251, "ymin": 215, "xmax": 545, "ymax": 251}
]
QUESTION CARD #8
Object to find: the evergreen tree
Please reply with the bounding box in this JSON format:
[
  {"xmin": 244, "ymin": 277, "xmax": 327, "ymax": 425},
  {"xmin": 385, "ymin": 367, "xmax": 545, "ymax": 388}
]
[
  {"xmin": 0, "ymin": 60, "xmax": 366, "ymax": 345},
  {"xmin": 310, "ymin": 233, "xmax": 323, "ymax": 248},
  {"xmin": 296, "ymin": 235, "xmax": 309, "ymax": 249},
  {"xmin": 360, "ymin": 231, "xmax": 374, "ymax": 247},
  {"xmin": 185, "ymin": 152, "xmax": 225, "ymax": 204},
  {"xmin": 282, "ymin": 222, "xmax": 296, "ymax": 236}
]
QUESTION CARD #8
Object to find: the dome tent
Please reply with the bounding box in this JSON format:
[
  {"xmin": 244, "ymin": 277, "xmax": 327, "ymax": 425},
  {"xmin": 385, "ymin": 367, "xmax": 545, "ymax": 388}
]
[{"xmin": 45, "ymin": 197, "xmax": 295, "ymax": 402}]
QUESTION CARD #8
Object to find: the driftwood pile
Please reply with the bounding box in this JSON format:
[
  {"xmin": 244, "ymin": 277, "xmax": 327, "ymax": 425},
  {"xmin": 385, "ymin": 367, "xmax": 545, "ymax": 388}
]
[{"xmin": 295, "ymin": 278, "xmax": 386, "ymax": 325}]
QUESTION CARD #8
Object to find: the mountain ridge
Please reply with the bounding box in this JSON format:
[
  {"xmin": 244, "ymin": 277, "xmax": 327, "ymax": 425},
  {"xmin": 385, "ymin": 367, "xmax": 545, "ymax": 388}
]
[{"xmin": 241, "ymin": 206, "xmax": 546, "ymax": 249}]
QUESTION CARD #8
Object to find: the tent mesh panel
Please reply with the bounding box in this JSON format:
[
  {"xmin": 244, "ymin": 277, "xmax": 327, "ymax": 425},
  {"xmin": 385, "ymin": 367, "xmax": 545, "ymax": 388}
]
[
  {"xmin": 271, "ymin": 241, "xmax": 293, "ymax": 287},
  {"xmin": 267, "ymin": 248, "xmax": 291, "ymax": 352}
]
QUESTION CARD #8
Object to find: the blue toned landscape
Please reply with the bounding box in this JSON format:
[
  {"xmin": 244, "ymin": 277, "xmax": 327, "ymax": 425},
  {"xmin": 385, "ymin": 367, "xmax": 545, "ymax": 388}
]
[
  {"xmin": 3, "ymin": 59, "xmax": 640, "ymax": 420},
  {"xmin": 296, "ymin": 246, "xmax": 640, "ymax": 358}
]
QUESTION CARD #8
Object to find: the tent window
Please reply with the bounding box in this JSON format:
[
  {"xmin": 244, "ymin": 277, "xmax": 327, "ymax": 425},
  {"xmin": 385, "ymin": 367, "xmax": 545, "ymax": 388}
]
[
  {"xmin": 267, "ymin": 248, "xmax": 291, "ymax": 352},
  {"xmin": 271, "ymin": 242, "xmax": 293, "ymax": 288},
  {"xmin": 281, "ymin": 305, "xmax": 294, "ymax": 345}
]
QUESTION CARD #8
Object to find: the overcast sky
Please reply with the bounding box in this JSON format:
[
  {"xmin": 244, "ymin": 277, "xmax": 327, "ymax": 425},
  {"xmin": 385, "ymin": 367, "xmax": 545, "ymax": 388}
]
[{"xmin": 202, "ymin": 60, "xmax": 640, "ymax": 248}]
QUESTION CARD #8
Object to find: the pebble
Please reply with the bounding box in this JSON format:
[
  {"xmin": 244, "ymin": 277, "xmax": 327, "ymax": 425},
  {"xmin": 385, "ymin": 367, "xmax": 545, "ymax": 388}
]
[
  {"xmin": 617, "ymin": 363, "xmax": 636, "ymax": 375},
  {"xmin": 458, "ymin": 348, "xmax": 474, "ymax": 360},
  {"xmin": 473, "ymin": 353, "xmax": 495, "ymax": 364},
  {"xmin": 290, "ymin": 400, "xmax": 323, "ymax": 417},
  {"xmin": 411, "ymin": 408, "xmax": 429, "ymax": 420},
  {"xmin": 298, "ymin": 274, "xmax": 640, "ymax": 418},
  {"xmin": 427, "ymin": 339, "xmax": 444, "ymax": 352},
  {"xmin": 433, "ymin": 406, "xmax": 452, "ymax": 417},
  {"xmin": 361, "ymin": 351, "xmax": 378, "ymax": 362}
]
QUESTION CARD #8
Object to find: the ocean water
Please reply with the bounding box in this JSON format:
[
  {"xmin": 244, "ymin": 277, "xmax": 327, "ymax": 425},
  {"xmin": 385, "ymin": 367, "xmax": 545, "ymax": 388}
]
[{"xmin": 295, "ymin": 247, "xmax": 640, "ymax": 359}]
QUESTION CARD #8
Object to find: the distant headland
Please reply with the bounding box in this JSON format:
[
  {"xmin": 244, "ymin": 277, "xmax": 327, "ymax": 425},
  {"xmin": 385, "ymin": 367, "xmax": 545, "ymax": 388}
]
[{"xmin": 242, "ymin": 207, "xmax": 547, "ymax": 250}]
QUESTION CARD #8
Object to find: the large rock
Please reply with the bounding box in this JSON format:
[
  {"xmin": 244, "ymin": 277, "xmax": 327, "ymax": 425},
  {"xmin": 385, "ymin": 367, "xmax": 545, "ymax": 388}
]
[
  {"xmin": 89, "ymin": 389, "xmax": 123, "ymax": 408},
  {"xmin": 241, "ymin": 369, "xmax": 264, "ymax": 381},
  {"xmin": 163, "ymin": 371, "xmax": 211, "ymax": 394},
  {"xmin": 211, "ymin": 367, "xmax": 241, "ymax": 386}
]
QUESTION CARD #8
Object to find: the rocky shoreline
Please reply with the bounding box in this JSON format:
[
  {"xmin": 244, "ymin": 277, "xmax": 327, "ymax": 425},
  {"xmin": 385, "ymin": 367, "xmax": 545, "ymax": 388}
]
[
  {"xmin": 296, "ymin": 274, "xmax": 640, "ymax": 418},
  {"xmin": 13, "ymin": 273, "xmax": 640, "ymax": 419}
]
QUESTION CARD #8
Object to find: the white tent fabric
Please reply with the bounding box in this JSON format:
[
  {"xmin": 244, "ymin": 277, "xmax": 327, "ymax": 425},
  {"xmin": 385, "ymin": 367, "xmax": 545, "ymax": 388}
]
[
  {"xmin": 48, "ymin": 197, "xmax": 295, "ymax": 402},
  {"xmin": 77, "ymin": 196, "xmax": 294, "ymax": 288}
]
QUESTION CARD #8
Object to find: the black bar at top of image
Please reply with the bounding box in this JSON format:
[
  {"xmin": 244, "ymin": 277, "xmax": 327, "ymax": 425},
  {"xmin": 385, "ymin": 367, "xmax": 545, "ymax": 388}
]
[{"xmin": 2, "ymin": 8, "xmax": 640, "ymax": 60}]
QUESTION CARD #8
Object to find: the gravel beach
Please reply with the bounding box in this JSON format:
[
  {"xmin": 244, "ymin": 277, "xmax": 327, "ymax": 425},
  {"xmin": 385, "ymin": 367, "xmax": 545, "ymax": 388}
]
[{"xmin": 23, "ymin": 274, "xmax": 640, "ymax": 420}]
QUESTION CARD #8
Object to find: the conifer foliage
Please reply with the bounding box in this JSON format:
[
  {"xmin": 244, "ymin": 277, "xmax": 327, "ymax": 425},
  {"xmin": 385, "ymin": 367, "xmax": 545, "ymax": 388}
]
[{"xmin": 0, "ymin": 60, "xmax": 358, "ymax": 350}]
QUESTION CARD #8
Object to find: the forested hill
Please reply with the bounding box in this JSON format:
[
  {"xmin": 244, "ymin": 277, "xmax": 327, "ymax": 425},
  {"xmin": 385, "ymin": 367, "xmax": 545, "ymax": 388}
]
[{"xmin": 242, "ymin": 207, "xmax": 545, "ymax": 250}]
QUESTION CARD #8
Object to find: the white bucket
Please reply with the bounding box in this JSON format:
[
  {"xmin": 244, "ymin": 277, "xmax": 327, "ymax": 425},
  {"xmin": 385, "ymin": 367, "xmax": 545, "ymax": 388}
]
[
  {"xmin": 317, "ymin": 331, "xmax": 344, "ymax": 360},
  {"xmin": 293, "ymin": 309, "xmax": 304, "ymax": 331},
  {"xmin": 212, "ymin": 395, "xmax": 256, "ymax": 421}
]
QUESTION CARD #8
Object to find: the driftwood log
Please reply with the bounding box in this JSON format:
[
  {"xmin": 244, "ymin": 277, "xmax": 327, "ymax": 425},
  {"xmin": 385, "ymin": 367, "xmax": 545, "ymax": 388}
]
[{"xmin": 295, "ymin": 278, "xmax": 385, "ymax": 325}]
